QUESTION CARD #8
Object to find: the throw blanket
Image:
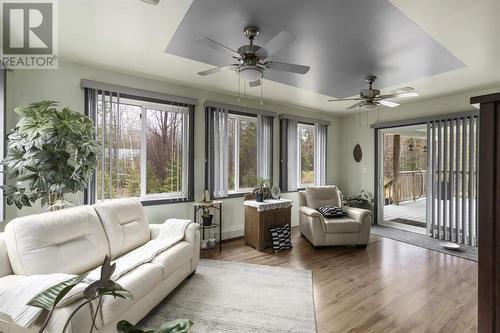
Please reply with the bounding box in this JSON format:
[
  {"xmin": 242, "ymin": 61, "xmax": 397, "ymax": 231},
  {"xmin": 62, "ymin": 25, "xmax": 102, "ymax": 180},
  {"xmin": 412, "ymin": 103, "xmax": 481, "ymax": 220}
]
[
  {"xmin": 0, "ymin": 273, "xmax": 74, "ymax": 328},
  {"xmin": 0, "ymin": 218, "xmax": 192, "ymax": 328},
  {"xmin": 87, "ymin": 218, "xmax": 191, "ymax": 281}
]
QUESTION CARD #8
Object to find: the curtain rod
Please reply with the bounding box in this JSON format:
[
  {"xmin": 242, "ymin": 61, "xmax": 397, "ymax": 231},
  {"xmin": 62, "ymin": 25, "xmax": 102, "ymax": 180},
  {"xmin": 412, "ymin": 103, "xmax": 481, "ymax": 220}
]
[
  {"xmin": 81, "ymin": 79, "xmax": 198, "ymax": 106},
  {"xmin": 278, "ymin": 113, "xmax": 331, "ymax": 126},
  {"xmin": 204, "ymin": 101, "xmax": 277, "ymax": 117}
]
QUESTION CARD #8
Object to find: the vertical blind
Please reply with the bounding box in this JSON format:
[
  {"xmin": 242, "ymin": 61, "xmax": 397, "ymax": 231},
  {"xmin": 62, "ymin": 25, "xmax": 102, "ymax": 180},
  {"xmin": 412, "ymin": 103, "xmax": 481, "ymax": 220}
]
[
  {"xmin": 206, "ymin": 106, "xmax": 229, "ymax": 198},
  {"xmin": 427, "ymin": 115, "xmax": 479, "ymax": 246},
  {"xmin": 280, "ymin": 116, "xmax": 329, "ymax": 192},
  {"xmin": 206, "ymin": 104, "xmax": 274, "ymax": 198}
]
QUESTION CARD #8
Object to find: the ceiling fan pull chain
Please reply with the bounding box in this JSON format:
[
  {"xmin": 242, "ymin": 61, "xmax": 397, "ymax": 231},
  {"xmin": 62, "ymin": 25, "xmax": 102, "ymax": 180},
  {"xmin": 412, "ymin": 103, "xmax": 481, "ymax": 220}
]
[
  {"xmin": 238, "ymin": 71, "xmax": 241, "ymax": 102},
  {"xmin": 358, "ymin": 109, "xmax": 361, "ymax": 127},
  {"xmin": 260, "ymin": 77, "xmax": 263, "ymax": 105},
  {"xmin": 377, "ymin": 106, "xmax": 380, "ymax": 123},
  {"xmin": 366, "ymin": 110, "xmax": 369, "ymax": 127},
  {"xmin": 243, "ymin": 79, "xmax": 247, "ymax": 106}
]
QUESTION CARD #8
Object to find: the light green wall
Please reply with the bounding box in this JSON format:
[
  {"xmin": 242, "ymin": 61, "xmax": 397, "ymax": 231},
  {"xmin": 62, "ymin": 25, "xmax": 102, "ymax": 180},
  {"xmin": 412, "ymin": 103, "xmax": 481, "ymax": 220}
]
[
  {"xmin": 1, "ymin": 61, "xmax": 342, "ymax": 236},
  {"xmin": 338, "ymin": 85, "xmax": 500, "ymax": 197}
]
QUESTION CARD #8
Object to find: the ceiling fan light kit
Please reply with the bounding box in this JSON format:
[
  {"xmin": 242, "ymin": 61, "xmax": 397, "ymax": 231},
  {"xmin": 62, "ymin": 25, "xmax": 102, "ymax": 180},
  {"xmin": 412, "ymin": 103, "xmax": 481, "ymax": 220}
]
[{"xmin": 328, "ymin": 74, "xmax": 419, "ymax": 110}]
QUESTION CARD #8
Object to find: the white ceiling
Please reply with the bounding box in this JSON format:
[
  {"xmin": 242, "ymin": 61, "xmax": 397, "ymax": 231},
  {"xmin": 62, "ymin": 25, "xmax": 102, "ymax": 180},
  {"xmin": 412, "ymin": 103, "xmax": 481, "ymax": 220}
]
[{"xmin": 59, "ymin": 0, "xmax": 500, "ymax": 113}]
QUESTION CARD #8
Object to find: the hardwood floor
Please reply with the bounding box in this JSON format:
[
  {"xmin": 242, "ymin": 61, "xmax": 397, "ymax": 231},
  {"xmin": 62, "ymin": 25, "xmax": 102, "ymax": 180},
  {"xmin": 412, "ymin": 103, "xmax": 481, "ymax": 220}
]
[{"xmin": 203, "ymin": 227, "xmax": 478, "ymax": 333}]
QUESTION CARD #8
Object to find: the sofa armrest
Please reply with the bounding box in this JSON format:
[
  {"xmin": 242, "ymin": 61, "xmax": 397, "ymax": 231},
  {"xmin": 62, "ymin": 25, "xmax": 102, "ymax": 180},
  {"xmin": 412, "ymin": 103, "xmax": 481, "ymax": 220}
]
[
  {"xmin": 344, "ymin": 206, "xmax": 372, "ymax": 224},
  {"xmin": 149, "ymin": 224, "xmax": 162, "ymax": 240},
  {"xmin": 184, "ymin": 223, "xmax": 200, "ymax": 243},
  {"xmin": 300, "ymin": 206, "xmax": 322, "ymax": 217}
]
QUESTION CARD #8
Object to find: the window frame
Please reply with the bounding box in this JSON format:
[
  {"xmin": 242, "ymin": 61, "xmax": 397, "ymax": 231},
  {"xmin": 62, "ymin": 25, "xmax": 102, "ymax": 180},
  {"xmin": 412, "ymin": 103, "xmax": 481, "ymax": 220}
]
[
  {"xmin": 228, "ymin": 113, "xmax": 258, "ymax": 195},
  {"xmin": 92, "ymin": 93, "xmax": 193, "ymax": 205},
  {"xmin": 297, "ymin": 122, "xmax": 315, "ymax": 189}
]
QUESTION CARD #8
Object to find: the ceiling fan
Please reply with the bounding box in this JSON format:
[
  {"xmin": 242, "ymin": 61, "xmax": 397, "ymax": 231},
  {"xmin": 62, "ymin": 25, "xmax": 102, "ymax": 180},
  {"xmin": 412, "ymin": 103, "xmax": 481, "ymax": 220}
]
[
  {"xmin": 196, "ymin": 26, "xmax": 310, "ymax": 87},
  {"xmin": 328, "ymin": 75, "xmax": 419, "ymax": 109}
]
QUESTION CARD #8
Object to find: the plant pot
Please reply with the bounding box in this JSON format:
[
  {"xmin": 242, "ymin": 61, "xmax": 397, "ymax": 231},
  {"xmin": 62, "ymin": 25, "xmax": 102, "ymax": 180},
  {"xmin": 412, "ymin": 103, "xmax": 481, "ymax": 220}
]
[
  {"xmin": 202, "ymin": 214, "xmax": 213, "ymax": 226},
  {"xmin": 255, "ymin": 192, "xmax": 264, "ymax": 202}
]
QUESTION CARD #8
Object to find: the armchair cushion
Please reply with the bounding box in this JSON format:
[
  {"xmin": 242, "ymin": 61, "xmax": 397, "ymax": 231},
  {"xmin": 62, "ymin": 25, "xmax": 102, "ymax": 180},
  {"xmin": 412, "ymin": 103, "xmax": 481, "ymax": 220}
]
[
  {"xmin": 323, "ymin": 217, "xmax": 361, "ymax": 233},
  {"xmin": 305, "ymin": 186, "xmax": 342, "ymax": 208}
]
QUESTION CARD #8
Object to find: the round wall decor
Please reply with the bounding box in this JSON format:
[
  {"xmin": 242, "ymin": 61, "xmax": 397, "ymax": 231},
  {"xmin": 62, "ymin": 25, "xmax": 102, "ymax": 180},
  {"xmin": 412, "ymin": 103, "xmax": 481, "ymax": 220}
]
[{"xmin": 353, "ymin": 143, "xmax": 362, "ymax": 162}]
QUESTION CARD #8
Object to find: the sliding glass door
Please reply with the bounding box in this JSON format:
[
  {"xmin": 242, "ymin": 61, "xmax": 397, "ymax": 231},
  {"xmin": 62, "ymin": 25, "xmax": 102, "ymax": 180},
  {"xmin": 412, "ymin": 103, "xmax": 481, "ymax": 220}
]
[{"xmin": 375, "ymin": 112, "xmax": 479, "ymax": 246}]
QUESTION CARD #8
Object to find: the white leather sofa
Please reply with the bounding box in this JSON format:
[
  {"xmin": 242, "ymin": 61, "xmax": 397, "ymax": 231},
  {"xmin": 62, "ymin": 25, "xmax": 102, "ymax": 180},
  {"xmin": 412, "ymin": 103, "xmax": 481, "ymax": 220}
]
[
  {"xmin": 299, "ymin": 186, "xmax": 372, "ymax": 247},
  {"xmin": 0, "ymin": 198, "xmax": 200, "ymax": 333}
]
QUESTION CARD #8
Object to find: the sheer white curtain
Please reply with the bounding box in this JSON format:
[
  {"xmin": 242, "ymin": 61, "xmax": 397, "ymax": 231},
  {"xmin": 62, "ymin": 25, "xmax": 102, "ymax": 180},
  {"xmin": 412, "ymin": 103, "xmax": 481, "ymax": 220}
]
[
  {"xmin": 257, "ymin": 114, "xmax": 273, "ymax": 182},
  {"xmin": 314, "ymin": 123, "xmax": 327, "ymax": 186},
  {"xmin": 207, "ymin": 107, "xmax": 229, "ymax": 198},
  {"xmin": 286, "ymin": 119, "xmax": 298, "ymax": 191}
]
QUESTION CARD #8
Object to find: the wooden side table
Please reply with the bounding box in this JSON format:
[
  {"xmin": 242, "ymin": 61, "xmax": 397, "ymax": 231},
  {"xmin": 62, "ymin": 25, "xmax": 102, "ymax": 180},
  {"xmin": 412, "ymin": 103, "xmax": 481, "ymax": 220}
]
[{"xmin": 243, "ymin": 198, "xmax": 292, "ymax": 251}]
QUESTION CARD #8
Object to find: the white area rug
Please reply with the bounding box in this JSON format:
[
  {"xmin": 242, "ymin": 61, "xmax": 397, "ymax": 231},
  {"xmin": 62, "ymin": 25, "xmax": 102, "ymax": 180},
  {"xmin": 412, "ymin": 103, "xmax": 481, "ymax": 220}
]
[{"xmin": 138, "ymin": 259, "xmax": 317, "ymax": 333}]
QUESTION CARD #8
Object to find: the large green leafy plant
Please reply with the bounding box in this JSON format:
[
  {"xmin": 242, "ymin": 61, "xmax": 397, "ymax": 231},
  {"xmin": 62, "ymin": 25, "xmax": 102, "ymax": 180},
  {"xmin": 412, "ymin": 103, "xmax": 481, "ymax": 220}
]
[{"xmin": 2, "ymin": 101, "xmax": 99, "ymax": 210}]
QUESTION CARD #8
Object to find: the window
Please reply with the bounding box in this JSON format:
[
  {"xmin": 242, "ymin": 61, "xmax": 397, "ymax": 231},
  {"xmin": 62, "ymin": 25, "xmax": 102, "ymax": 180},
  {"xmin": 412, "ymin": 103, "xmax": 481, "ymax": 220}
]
[
  {"xmin": 95, "ymin": 94, "xmax": 192, "ymax": 202},
  {"xmin": 297, "ymin": 123, "xmax": 315, "ymax": 187},
  {"xmin": 228, "ymin": 114, "xmax": 257, "ymax": 193}
]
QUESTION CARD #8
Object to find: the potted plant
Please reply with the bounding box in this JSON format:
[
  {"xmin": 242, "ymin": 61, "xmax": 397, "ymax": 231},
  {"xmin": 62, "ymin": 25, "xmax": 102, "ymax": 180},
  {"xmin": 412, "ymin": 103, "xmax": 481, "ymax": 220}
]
[
  {"xmin": 343, "ymin": 190, "xmax": 374, "ymax": 211},
  {"xmin": 201, "ymin": 207, "xmax": 213, "ymax": 226},
  {"xmin": 1, "ymin": 101, "xmax": 100, "ymax": 211},
  {"xmin": 253, "ymin": 178, "xmax": 270, "ymax": 202}
]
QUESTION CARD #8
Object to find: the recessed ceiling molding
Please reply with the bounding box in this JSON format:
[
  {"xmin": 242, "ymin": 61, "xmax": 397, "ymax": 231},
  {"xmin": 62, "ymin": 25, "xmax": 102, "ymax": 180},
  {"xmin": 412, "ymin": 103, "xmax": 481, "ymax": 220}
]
[
  {"xmin": 278, "ymin": 114, "xmax": 331, "ymax": 126},
  {"xmin": 80, "ymin": 79, "xmax": 198, "ymax": 105},
  {"xmin": 204, "ymin": 101, "xmax": 277, "ymax": 117},
  {"xmin": 166, "ymin": 0, "xmax": 465, "ymax": 99}
]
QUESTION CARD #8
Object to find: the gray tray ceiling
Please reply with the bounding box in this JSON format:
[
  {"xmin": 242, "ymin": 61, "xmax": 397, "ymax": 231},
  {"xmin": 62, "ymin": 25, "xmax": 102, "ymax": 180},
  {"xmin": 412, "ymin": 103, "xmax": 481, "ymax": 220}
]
[{"xmin": 166, "ymin": 0, "xmax": 464, "ymax": 98}]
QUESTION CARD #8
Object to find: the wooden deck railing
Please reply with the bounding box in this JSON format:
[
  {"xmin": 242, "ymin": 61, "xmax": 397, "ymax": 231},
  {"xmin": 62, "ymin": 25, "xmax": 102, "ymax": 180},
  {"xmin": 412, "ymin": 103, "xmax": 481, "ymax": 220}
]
[{"xmin": 384, "ymin": 170, "xmax": 427, "ymax": 205}]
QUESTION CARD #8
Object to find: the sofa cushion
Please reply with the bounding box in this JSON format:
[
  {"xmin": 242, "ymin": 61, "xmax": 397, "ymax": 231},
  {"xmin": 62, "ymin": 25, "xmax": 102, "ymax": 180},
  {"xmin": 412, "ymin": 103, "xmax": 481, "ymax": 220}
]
[
  {"xmin": 5, "ymin": 206, "xmax": 108, "ymax": 275},
  {"xmin": 305, "ymin": 186, "xmax": 342, "ymax": 209},
  {"xmin": 151, "ymin": 242, "xmax": 193, "ymax": 279},
  {"xmin": 93, "ymin": 198, "xmax": 150, "ymax": 259},
  {"xmin": 323, "ymin": 217, "xmax": 361, "ymax": 233},
  {"xmin": 98, "ymin": 262, "xmax": 163, "ymax": 326}
]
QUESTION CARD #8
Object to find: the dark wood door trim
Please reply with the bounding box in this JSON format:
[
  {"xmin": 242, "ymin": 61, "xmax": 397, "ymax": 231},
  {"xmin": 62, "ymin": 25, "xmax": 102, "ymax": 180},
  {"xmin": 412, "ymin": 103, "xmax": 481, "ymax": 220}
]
[{"xmin": 473, "ymin": 93, "xmax": 500, "ymax": 332}]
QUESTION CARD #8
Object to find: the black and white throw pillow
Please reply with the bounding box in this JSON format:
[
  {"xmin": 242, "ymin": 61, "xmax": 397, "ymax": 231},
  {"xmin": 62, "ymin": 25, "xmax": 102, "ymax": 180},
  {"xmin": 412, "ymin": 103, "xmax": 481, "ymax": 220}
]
[
  {"xmin": 317, "ymin": 205, "xmax": 346, "ymax": 218},
  {"xmin": 270, "ymin": 224, "xmax": 292, "ymax": 252}
]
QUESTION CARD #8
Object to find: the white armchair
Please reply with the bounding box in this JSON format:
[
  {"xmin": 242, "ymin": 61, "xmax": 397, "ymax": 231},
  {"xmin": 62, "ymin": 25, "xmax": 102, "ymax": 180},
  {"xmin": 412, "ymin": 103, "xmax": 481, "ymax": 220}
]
[{"xmin": 298, "ymin": 186, "xmax": 372, "ymax": 248}]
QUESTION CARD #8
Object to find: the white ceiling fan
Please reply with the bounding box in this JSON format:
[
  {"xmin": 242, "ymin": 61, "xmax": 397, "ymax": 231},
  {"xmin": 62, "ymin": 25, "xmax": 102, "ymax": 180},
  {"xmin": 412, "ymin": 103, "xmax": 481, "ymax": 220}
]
[
  {"xmin": 196, "ymin": 26, "xmax": 310, "ymax": 87},
  {"xmin": 328, "ymin": 75, "xmax": 419, "ymax": 109}
]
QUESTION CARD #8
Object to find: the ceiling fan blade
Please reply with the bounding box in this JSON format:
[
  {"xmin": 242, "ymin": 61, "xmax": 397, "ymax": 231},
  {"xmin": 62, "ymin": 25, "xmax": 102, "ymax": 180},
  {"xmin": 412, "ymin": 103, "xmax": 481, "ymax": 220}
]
[
  {"xmin": 256, "ymin": 31, "xmax": 296, "ymax": 58},
  {"xmin": 379, "ymin": 92, "xmax": 419, "ymax": 99},
  {"xmin": 248, "ymin": 79, "xmax": 261, "ymax": 87},
  {"xmin": 328, "ymin": 98, "xmax": 363, "ymax": 102},
  {"xmin": 197, "ymin": 64, "xmax": 237, "ymax": 76},
  {"xmin": 196, "ymin": 37, "xmax": 240, "ymax": 58},
  {"xmin": 347, "ymin": 101, "xmax": 366, "ymax": 109},
  {"xmin": 265, "ymin": 61, "xmax": 310, "ymax": 74},
  {"xmin": 379, "ymin": 100, "xmax": 400, "ymax": 108}
]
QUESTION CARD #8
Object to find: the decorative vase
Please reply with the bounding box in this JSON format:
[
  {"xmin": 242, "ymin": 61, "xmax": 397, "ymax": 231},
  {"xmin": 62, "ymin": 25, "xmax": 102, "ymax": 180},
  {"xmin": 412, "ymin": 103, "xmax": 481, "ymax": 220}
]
[
  {"xmin": 271, "ymin": 186, "xmax": 281, "ymax": 200},
  {"xmin": 202, "ymin": 214, "xmax": 213, "ymax": 226},
  {"xmin": 255, "ymin": 192, "xmax": 264, "ymax": 202}
]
